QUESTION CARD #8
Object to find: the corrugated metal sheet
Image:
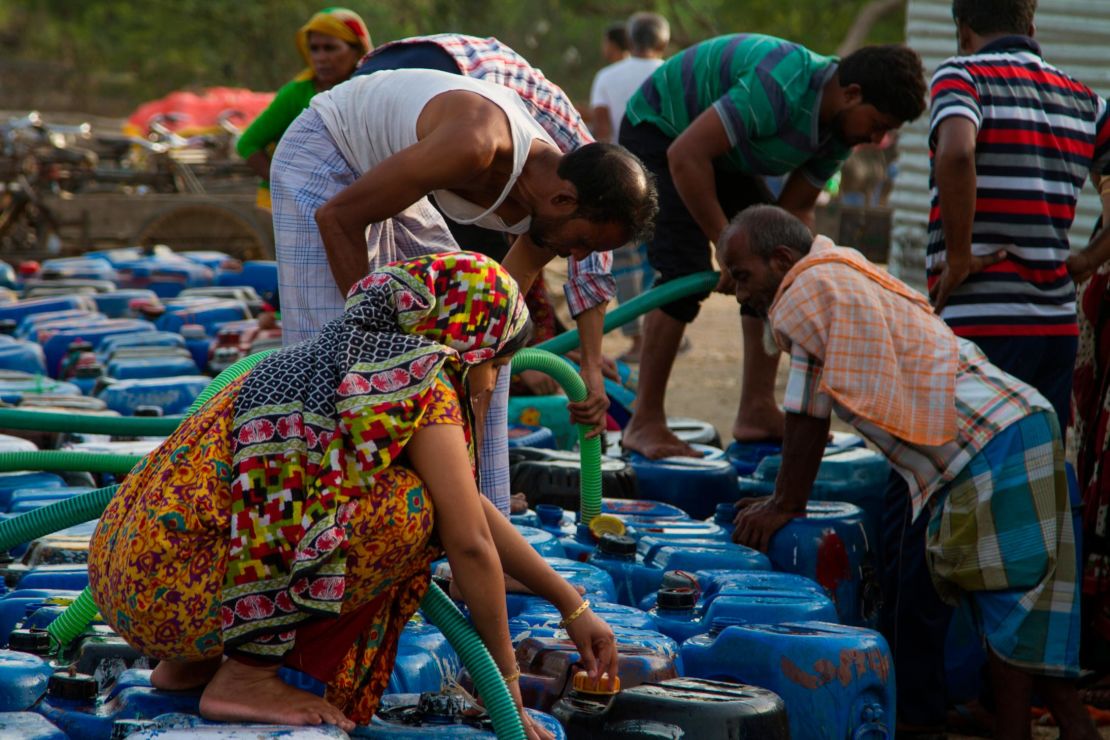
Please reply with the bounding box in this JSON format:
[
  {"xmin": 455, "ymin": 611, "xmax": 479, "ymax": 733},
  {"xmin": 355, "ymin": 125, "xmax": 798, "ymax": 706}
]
[{"xmin": 887, "ymin": 0, "xmax": 1110, "ymax": 289}]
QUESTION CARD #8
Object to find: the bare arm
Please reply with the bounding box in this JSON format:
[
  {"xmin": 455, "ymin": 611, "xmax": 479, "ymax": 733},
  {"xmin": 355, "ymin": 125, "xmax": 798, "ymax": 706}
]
[
  {"xmin": 406, "ymin": 423, "xmax": 517, "ymax": 677},
  {"xmin": 1068, "ymin": 176, "xmax": 1110, "ymax": 283},
  {"xmin": 501, "ymin": 233, "xmax": 551, "ymax": 295},
  {"xmin": 245, "ymin": 150, "xmax": 271, "ymax": 181},
  {"xmin": 315, "ymin": 125, "xmax": 498, "ymax": 296},
  {"xmin": 733, "ymin": 411, "xmax": 829, "ymax": 552},
  {"xmin": 477, "ymin": 494, "xmax": 619, "ymax": 683},
  {"xmin": 930, "ymin": 117, "xmax": 1004, "ymax": 312},
  {"xmin": 776, "ymin": 172, "xmax": 823, "ymax": 232},
  {"xmin": 667, "ymin": 108, "xmax": 737, "ymax": 244},
  {"xmin": 591, "ymin": 106, "xmax": 613, "ymax": 144}
]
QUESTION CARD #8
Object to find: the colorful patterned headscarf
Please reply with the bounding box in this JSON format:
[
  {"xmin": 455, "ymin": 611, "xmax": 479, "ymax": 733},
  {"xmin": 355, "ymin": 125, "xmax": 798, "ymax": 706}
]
[
  {"xmin": 293, "ymin": 7, "xmax": 372, "ymax": 83},
  {"xmin": 222, "ymin": 252, "xmax": 528, "ymax": 657}
]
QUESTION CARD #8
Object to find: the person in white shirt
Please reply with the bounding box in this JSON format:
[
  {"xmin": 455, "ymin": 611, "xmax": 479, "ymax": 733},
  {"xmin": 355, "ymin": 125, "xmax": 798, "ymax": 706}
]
[{"xmin": 589, "ymin": 12, "xmax": 670, "ymax": 361}]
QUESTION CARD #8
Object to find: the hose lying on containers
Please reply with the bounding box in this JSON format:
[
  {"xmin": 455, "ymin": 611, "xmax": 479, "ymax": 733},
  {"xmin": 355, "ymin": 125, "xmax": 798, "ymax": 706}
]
[
  {"xmin": 0, "ymin": 451, "xmax": 141, "ymax": 476},
  {"xmin": 510, "ymin": 348, "xmax": 602, "ymax": 524},
  {"xmin": 0, "ymin": 409, "xmax": 182, "ymax": 437},
  {"xmin": 0, "ymin": 350, "xmax": 280, "ymax": 439},
  {"xmin": 536, "ymin": 270, "xmax": 719, "ymax": 356},
  {"xmin": 420, "ymin": 582, "xmax": 526, "ymax": 740},
  {"xmin": 0, "ymin": 483, "xmax": 119, "ymax": 553},
  {"xmin": 0, "ymin": 350, "xmax": 277, "ymax": 650}
]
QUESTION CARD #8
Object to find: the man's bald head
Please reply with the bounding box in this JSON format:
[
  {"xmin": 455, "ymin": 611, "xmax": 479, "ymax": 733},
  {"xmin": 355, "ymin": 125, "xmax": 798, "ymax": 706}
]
[{"xmin": 717, "ymin": 205, "xmax": 813, "ymax": 315}]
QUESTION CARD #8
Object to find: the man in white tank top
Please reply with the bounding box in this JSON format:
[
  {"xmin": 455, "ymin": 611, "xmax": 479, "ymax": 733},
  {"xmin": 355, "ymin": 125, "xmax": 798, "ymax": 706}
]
[{"xmin": 270, "ymin": 68, "xmax": 656, "ymax": 446}]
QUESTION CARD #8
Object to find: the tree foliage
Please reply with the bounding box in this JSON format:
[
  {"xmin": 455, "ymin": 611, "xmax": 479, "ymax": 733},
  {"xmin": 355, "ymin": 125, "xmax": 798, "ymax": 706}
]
[{"xmin": 0, "ymin": 0, "xmax": 904, "ymax": 115}]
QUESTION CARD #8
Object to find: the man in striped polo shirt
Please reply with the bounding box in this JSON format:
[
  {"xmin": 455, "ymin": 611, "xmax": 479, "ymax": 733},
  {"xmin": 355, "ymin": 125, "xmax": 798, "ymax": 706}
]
[
  {"xmin": 617, "ymin": 34, "xmax": 926, "ymax": 460},
  {"xmin": 929, "ymin": 0, "xmax": 1110, "ymax": 425},
  {"xmin": 892, "ymin": 0, "xmax": 1110, "ymax": 732}
]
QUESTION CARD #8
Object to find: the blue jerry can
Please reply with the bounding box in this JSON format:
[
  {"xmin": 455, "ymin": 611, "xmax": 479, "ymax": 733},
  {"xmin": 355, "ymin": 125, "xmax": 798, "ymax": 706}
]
[
  {"xmin": 767, "ymin": 501, "xmax": 882, "ymax": 628},
  {"xmin": 681, "ymin": 620, "xmax": 895, "ymax": 740}
]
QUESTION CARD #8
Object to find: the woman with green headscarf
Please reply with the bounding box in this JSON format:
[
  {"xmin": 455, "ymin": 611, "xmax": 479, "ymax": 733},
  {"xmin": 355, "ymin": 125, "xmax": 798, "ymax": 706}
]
[
  {"xmin": 87, "ymin": 252, "xmax": 616, "ymax": 738},
  {"xmin": 237, "ymin": 7, "xmax": 372, "ymax": 210}
]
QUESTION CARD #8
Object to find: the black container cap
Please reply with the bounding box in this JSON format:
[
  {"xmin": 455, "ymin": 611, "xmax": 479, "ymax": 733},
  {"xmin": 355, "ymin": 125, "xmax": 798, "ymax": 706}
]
[
  {"xmin": 74, "ymin": 364, "xmax": 104, "ymax": 379},
  {"xmin": 66, "ymin": 340, "xmax": 94, "ymax": 354},
  {"xmin": 8, "ymin": 628, "xmax": 51, "ymax": 655},
  {"xmin": 48, "ymin": 671, "xmax": 98, "ymax": 701},
  {"xmin": 714, "ymin": 502, "xmax": 738, "ymax": 525},
  {"xmin": 597, "ymin": 533, "xmax": 636, "ymax": 557},
  {"xmin": 133, "ymin": 405, "xmax": 163, "ymax": 417},
  {"xmin": 0, "ymin": 319, "xmax": 17, "ymax": 335},
  {"xmin": 657, "ymin": 587, "xmax": 698, "ymax": 610}
]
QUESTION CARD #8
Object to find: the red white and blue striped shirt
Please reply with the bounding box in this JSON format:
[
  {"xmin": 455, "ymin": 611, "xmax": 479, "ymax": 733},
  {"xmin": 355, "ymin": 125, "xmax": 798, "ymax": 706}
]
[
  {"xmin": 927, "ymin": 36, "xmax": 1110, "ymax": 337},
  {"xmin": 359, "ymin": 34, "xmax": 612, "ymax": 316}
]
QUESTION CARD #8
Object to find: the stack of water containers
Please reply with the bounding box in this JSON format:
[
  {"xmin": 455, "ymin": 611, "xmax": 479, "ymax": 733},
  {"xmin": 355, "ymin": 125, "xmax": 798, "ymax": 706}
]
[{"xmin": 0, "ymin": 253, "xmax": 896, "ymax": 737}]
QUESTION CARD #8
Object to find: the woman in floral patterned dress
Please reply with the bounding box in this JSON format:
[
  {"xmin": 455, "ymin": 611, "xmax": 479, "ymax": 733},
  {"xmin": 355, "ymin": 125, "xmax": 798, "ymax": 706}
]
[{"xmin": 88, "ymin": 252, "xmax": 617, "ymax": 738}]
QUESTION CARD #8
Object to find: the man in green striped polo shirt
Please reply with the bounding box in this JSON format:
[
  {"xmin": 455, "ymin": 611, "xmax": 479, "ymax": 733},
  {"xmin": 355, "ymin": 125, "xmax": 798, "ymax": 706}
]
[{"xmin": 618, "ymin": 34, "xmax": 926, "ymax": 459}]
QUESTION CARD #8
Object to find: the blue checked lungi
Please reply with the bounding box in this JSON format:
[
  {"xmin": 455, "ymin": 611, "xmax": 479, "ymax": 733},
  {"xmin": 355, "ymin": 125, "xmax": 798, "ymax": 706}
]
[
  {"xmin": 270, "ymin": 107, "xmax": 511, "ymax": 514},
  {"xmin": 925, "ymin": 410, "xmax": 1079, "ymax": 676}
]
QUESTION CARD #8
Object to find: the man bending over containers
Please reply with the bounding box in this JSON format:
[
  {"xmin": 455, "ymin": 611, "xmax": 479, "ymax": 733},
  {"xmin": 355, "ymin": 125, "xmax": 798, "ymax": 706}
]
[
  {"xmin": 618, "ymin": 34, "xmax": 926, "ymax": 459},
  {"xmin": 726, "ymin": 205, "xmax": 1099, "ymax": 740},
  {"xmin": 270, "ymin": 67, "xmax": 657, "ymax": 510}
]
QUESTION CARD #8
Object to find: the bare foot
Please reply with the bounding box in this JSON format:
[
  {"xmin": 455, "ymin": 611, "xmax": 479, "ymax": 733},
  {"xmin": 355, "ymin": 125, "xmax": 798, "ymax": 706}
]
[
  {"xmin": 151, "ymin": 656, "xmax": 222, "ymax": 691},
  {"xmin": 732, "ymin": 404, "xmax": 785, "ymax": 444},
  {"xmin": 621, "ymin": 420, "xmax": 702, "ymax": 459},
  {"xmin": 200, "ymin": 656, "xmax": 355, "ymax": 732}
]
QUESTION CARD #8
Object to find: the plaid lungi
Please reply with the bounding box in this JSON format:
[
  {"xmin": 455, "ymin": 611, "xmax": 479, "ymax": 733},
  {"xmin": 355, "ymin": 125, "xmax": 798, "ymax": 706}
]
[{"xmin": 926, "ymin": 410, "xmax": 1079, "ymax": 676}]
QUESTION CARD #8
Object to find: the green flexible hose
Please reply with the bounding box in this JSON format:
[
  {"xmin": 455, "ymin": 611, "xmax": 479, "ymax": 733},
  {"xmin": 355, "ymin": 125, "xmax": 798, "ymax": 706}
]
[
  {"xmin": 0, "ymin": 350, "xmax": 280, "ymax": 439},
  {"xmin": 420, "ymin": 583, "xmax": 525, "ymax": 740},
  {"xmin": 536, "ymin": 270, "xmax": 719, "ymax": 356},
  {"xmin": 510, "ymin": 348, "xmax": 602, "ymax": 524},
  {"xmin": 0, "ymin": 450, "xmax": 141, "ymax": 475},
  {"xmin": 0, "ymin": 410, "xmax": 182, "ymax": 437},
  {"xmin": 0, "ymin": 483, "xmax": 118, "ymax": 552}
]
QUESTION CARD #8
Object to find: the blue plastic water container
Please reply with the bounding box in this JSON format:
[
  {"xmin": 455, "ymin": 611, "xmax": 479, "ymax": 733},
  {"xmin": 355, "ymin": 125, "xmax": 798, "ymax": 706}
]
[
  {"xmin": 97, "ymin": 331, "xmax": 186, "ymax": 359},
  {"xmin": 514, "ymin": 599, "xmax": 659, "ymax": 633},
  {"xmin": 114, "ymin": 257, "xmax": 215, "ymax": 298},
  {"xmin": 738, "ymin": 445, "xmax": 890, "ymax": 555},
  {"xmin": 0, "ymin": 296, "xmax": 97, "ymax": 327},
  {"xmin": 0, "ymin": 590, "xmax": 82, "ymax": 644},
  {"xmin": 111, "ymin": 713, "xmax": 349, "ymax": 739},
  {"xmin": 513, "ymin": 525, "xmax": 566, "ymax": 558},
  {"xmin": 511, "ymin": 626, "xmax": 681, "ymax": 711},
  {"xmin": 10, "ymin": 521, "xmax": 97, "ymax": 566},
  {"xmin": 0, "ymin": 374, "xmax": 82, "ymax": 404},
  {"xmin": 0, "ymin": 336, "xmax": 46, "ymax": 375},
  {"xmin": 156, "ymin": 299, "xmax": 251, "ymax": 336},
  {"xmin": 0, "ymin": 712, "xmax": 66, "ymax": 739},
  {"xmin": 178, "ymin": 250, "xmax": 235, "ymax": 272},
  {"xmin": 725, "ymin": 431, "xmax": 866, "ymax": 476},
  {"xmin": 506, "ymin": 423, "xmax": 557, "ymax": 450},
  {"xmin": 0, "ymin": 261, "xmax": 16, "ymax": 290},
  {"xmin": 216, "ymin": 260, "xmax": 279, "ymax": 305},
  {"xmin": 648, "ymin": 577, "xmax": 838, "ymax": 643},
  {"xmin": 7, "ymin": 486, "xmax": 94, "ymax": 515},
  {"xmin": 16, "ymin": 565, "xmax": 90, "ymax": 592},
  {"xmin": 365, "ymin": 693, "xmax": 564, "ymax": 738},
  {"xmin": 0, "ymin": 648, "xmax": 55, "ymax": 711},
  {"xmin": 681, "ymin": 621, "xmax": 895, "ymax": 740},
  {"xmin": 386, "ymin": 619, "xmax": 462, "ymax": 695},
  {"xmin": 434, "ymin": 557, "xmax": 617, "ymax": 617},
  {"xmin": 105, "ymin": 354, "xmax": 199, "ymax": 380},
  {"xmin": 766, "ymin": 501, "xmax": 881, "ymax": 628},
  {"xmin": 587, "ymin": 533, "xmax": 770, "ymax": 607},
  {"xmin": 0, "ymin": 473, "xmax": 66, "ymax": 512},
  {"xmin": 16, "ymin": 310, "xmax": 105, "ymax": 341},
  {"xmin": 39, "ymin": 257, "xmax": 118, "ymax": 283},
  {"xmin": 625, "ymin": 447, "xmax": 739, "ymax": 519},
  {"xmin": 39, "ymin": 319, "xmax": 157, "ymax": 377},
  {"xmin": 33, "ymin": 671, "xmax": 204, "ymax": 739},
  {"xmin": 90, "ymin": 290, "xmax": 159, "ymax": 319},
  {"xmin": 97, "ymin": 375, "xmax": 209, "ymax": 415}
]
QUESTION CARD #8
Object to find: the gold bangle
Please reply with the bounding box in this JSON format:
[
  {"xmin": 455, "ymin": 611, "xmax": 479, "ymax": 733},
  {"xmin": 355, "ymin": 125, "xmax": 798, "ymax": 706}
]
[
  {"xmin": 502, "ymin": 668, "xmax": 521, "ymax": 685},
  {"xmin": 558, "ymin": 599, "xmax": 590, "ymax": 629}
]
